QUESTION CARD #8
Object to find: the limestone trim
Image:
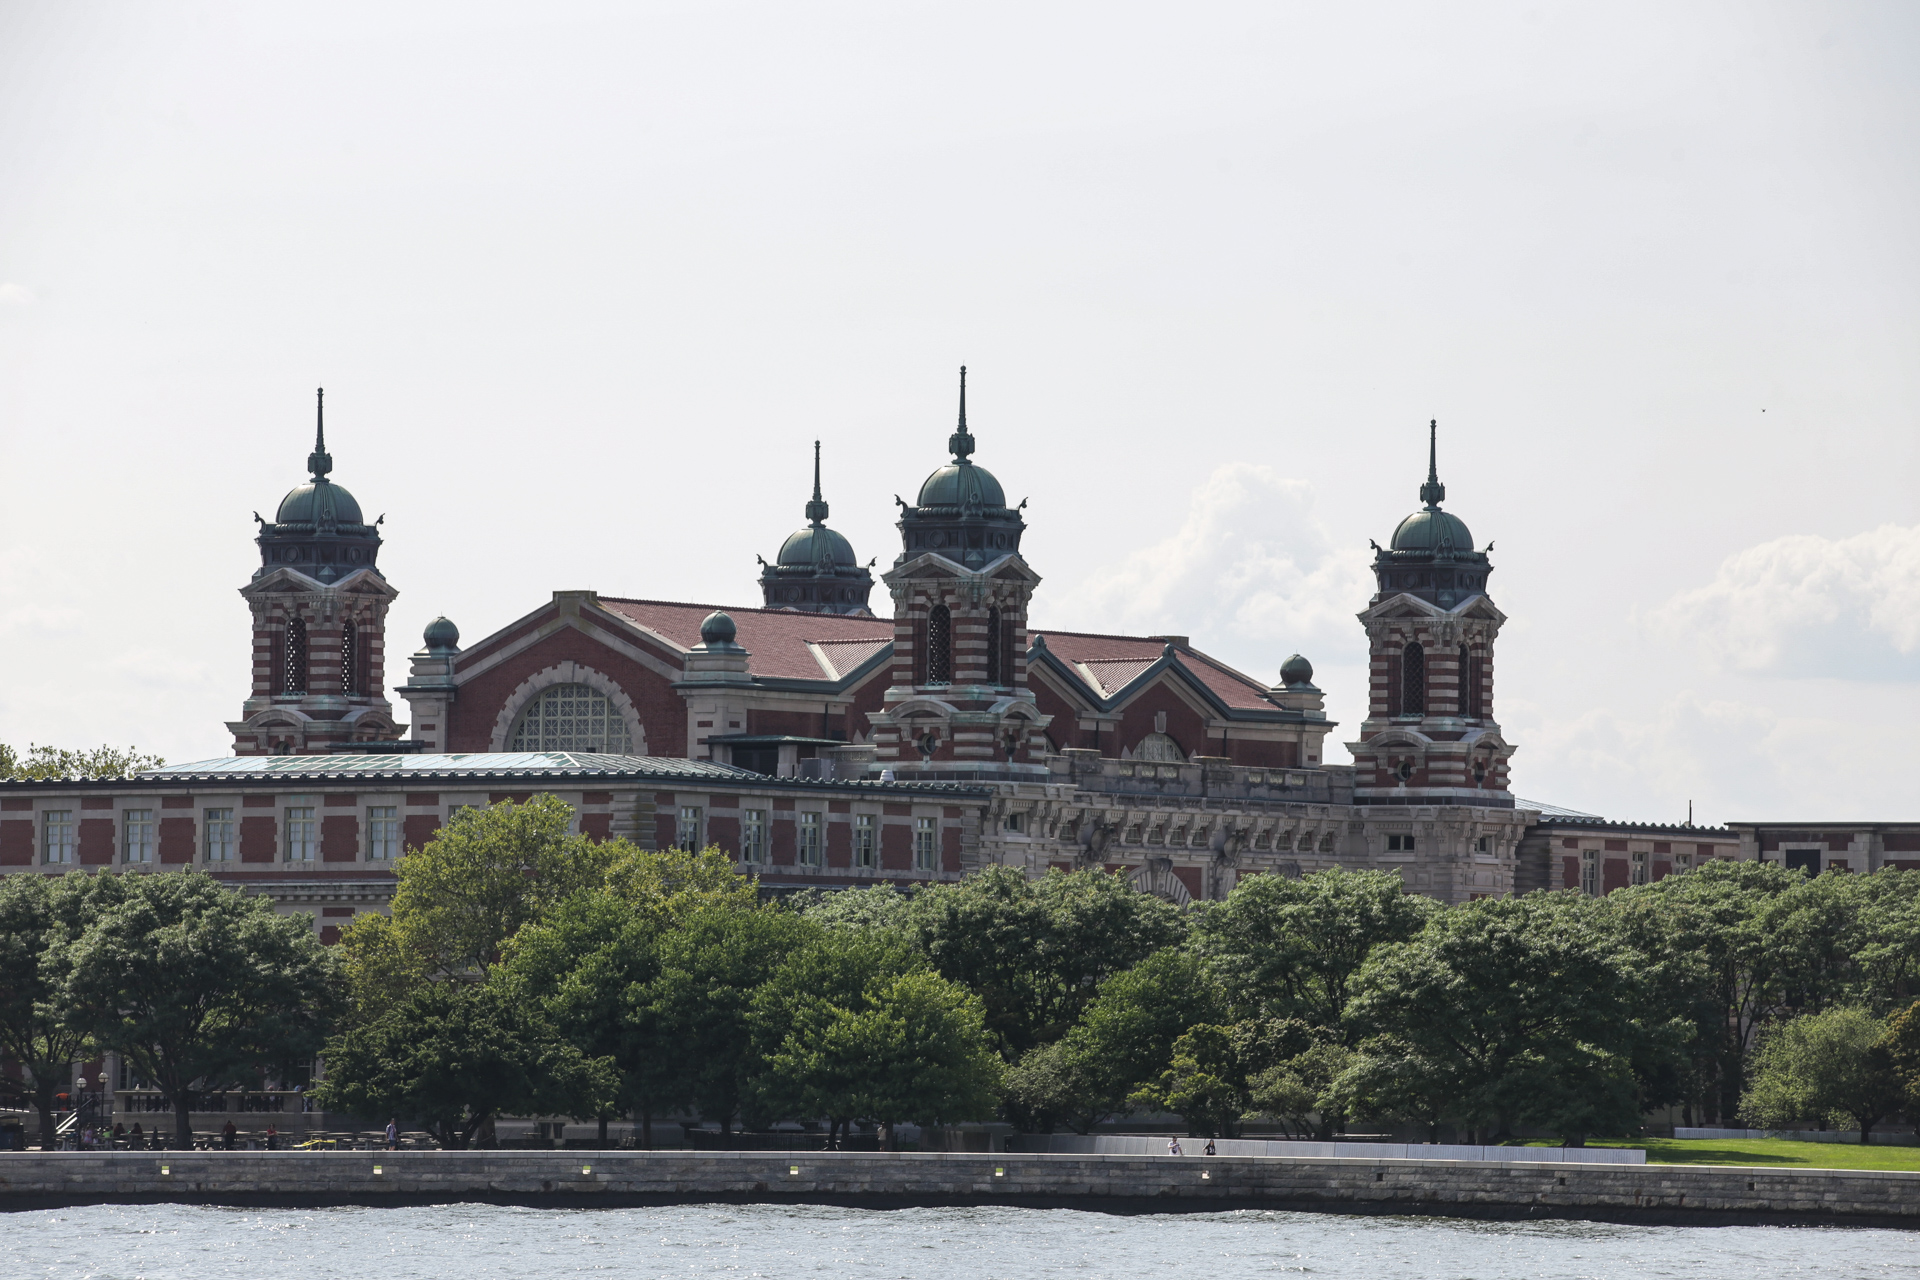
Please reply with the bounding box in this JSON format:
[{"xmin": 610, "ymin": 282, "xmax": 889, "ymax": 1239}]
[
  {"xmin": 488, "ymin": 663, "xmax": 650, "ymax": 755},
  {"xmin": 455, "ymin": 600, "xmax": 685, "ymax": 688}
]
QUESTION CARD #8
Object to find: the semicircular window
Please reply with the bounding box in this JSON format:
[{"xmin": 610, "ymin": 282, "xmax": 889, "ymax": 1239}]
[
  {"xmin": 508, "ymin": 683, "xmax": 634, "ymax": 754},
  {"xmin": 1133, "ymin": 732, "xmax": 1186, "ymax": 763}
]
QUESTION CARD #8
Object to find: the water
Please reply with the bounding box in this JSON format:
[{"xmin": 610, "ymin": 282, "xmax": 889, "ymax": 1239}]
[{"xmin": 3, "ymin": 1202, "xmax": 1912, "ymax": 1279}]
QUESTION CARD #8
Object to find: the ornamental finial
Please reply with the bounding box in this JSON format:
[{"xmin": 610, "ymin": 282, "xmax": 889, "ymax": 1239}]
[
  {"xmin": 805, "ymin": 439, "xmax": 829, "ymax": 524},
  {"xmin": 308, "ymin": 387, "xmax": 333, "ymax": 481},
  {"xmin": 948, "ymin": 365, "xmax": 975, "ymax": 462},
  {"xmin": 1418, "ymin": 417, "xmax": 1445, "ymax": 508}
]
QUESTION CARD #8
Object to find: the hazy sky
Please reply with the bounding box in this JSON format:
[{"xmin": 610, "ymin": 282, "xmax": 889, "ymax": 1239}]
[{"xmin": 2, "ymin": 2, "xmax": 1915, "ymax": 824}]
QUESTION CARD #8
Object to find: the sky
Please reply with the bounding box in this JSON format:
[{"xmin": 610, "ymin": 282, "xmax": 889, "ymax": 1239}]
[{"xmin": 0, "ymin": 1, "xmax": 1915, "ymax": 826}]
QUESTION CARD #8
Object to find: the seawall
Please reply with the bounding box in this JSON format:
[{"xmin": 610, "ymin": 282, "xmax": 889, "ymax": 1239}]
[{"xmin": 1, "ymin": 1150, "xmax": 1913, "ymax": 1228}]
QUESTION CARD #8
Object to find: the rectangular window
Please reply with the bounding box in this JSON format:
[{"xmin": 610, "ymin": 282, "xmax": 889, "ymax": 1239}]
[
  {"xmin": 1475, "ymin": 836, "xmax": 1490, "ymax": 853},
  {"xmin": 43, "ymin": 811, "xmax": 74, "ymax": 865},
  {"xmin": 285, "ymin": 807, "xmax": 316, "ymax": 862},
  {"xmin": 914, "ymin": 817, "xmax": 938, "ymax": 871},
  {"xmin": 854, "ymin": 814, "xmax": 875, "ymax": 867},
  {"xmin": 742, "ymin": 809, "xmax": 767, "ymax": 863},
  {"xmin": 1581, "ymin": 849, "xmax": 1598, "ymax": 896},
  {"xmin": 677, "ymin": 806, "xmax": 704, "ymax": 853},
  {"xmin": 367, "ymin": 806, "xmax": 399, "ymax": 860},
  {"xmin": 1386, "ymin": 833, "xmax": 1415, "ymax": 852},
  {"xmin": 204, "ymin": 808, "xmax": 235, "ymax": 862},
  {"xmin": 1004, "ymin": 813, "xmax": 1025, "ymax": 834},
  {"xmin": 1631, "ymin": 851, "xmax": 1649, "ymax": 886},
  {"xmin": 123, "ymin": 809, "xmax": 155, "ymax": 863},
  {"xmin": 1673, "ymin": 852, "xmax": 1693, "ymax": 872},
  {"xmin": 798, "ymin": 812, "xmax": 821, "ymax": 866}
]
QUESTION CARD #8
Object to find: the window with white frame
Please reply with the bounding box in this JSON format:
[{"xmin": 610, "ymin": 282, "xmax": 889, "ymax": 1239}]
[
  {"xmin": 507, "ymin": 683, "xmax": 633, "ymax": 753},
  {"xmin": 1673, "ymin": 852, "xmax": 1693, "ymax": 872},
  {"xmin": 123, "ymin": 810, "xmax": 154, "ymax": 863},
  {"xmin": 43, "ymin": 811, "xmax": 74, "ymax": 865},
  {"xmin": 204, "ymin": 808, "xmax": 235, "ymax": 862},
  {"xmin": 367, "ymin": 806, "xmax": 399, "ymax": 860},
  {"xmin": 1631, "ymin": 851, "xmax": 1649, "ymax": 886},
  {"xmin": 742, "ymin": 809, "xmax": 767, "ymax": 863},
  {"xmin": 798, "ymin": 812, "xmax": 821, "ymax": 866},
  {"xmin": 677, "ymin": 806, "xmax": 704, "ymax": 852},
  {"xmin": 913, "ymin": 817, "xmax": 937, "ymax": 871},
  {"xmin": 854, "ymin": 814, "xmax": 875, "ymax": 867},
  {"xmin": 285, "ymin": 807, "xmax": 316, "ymax": 861},
  {"xmin": 1580, "ymin": 848, "xmax": 1598, "ymax": 896}
]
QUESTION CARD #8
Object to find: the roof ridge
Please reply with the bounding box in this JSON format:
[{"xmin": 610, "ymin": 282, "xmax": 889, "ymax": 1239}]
[{"xmin": 600, "ymin": 595, "xmax": 884, "ymax": 623}]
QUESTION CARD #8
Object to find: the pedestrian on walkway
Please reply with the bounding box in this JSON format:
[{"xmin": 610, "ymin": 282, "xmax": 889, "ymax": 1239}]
[
  {"xmin": 385, "ymin": 1119, "xmax": 398, "ymax": 1151},
  {"xmin": 222, "ymin": 1121, "xmax": 237, "ymax": 1150},
  {"xmin": 1205, "ymin": 1138, "xmax": 1217, "ymax": 1156},
  {"xmin": 265, "ymin": 1123, "xmax": 278, "ymax": 1151},
  {"xmin": 1168, "ymin": 1136, "xmax": 1183, "ymax": 1156}
]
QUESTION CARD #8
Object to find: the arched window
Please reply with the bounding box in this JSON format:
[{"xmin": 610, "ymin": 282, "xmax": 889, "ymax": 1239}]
[
  {"xmin": 282, "ymin": 618, "xmax": 308, "ymax": 695},
  {"xmin": 1457, "ymin": 644, "xmax": 1471, "ymax": 717},
  {"xmin": 1133, "ymin": 732, "xmax": 1185, "ymax": 763},
  {"xmin": 1401, "ymin": 641, "xmax": 1425, "ymax": 717},
  {"xmin": 985, "ymin": 606, "xmax": 1002, "ymax": 684},
  {"xmin": 342, "ymin": 624, "xmax": 360, "ymax": 696},
  {"xmin": 926, "ymin": 604, "xmax": 952, "ymax": 685},
  {"xmin": 508, "ymin": 683, "xmax": 634, "ymax": 753}
]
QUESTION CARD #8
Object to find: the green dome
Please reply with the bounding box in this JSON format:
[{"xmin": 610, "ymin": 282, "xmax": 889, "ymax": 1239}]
[
  {"xmin": 916, "ymin": 461, "xmax": 1006, "ymax": 510},
  {"xmin": 1390, "ymin": 507, "xmax": 1474, "ymax": 555},
  {"xmin": 275, "ymin": 478, "xmax": 364, "ymax": 527},
  {"xmin": 777, "ymin": 523, "xmax": 857, "ymax": 568}
]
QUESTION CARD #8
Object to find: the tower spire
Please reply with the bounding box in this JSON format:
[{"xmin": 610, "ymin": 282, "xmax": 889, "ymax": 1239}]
[
  {"xmin": 1418, "ymin": 417, "xmax": 1445, "ymax": 507},
  {"xmin": 308, "ymin": 387, "xmax": 333, "ymax": 480},
  {"xmin": 948, "ymin": 365, "xmax": 975, "ymax": 461},
  {"xmin": 805, "ymin": 439, "xmax": 829, "ymax": 524}
]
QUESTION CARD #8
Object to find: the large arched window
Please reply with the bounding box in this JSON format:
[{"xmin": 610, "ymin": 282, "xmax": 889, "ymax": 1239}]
[
  {"xmin": 342, "ymin": 624, "xmax": 360, "ymax": 696},
  {"xmin": 985, "ymin": 606, "xmax": 1002, "ymax": 685},
  {"xmin": 1133, "ymin": 732, "xmax": 1185, "ymax": 763},
  {"xmin": 1401, "ymin": 641, "xmax": 1425, "ymax": 717},
  {"xmin": 1457, "ymin": 644, "xmax": 1471, "ymax": 717},
  {"xmin": 508, "ymin": 683, "xmax": 634, "ymax": 753},
  {"xmin": 281, "ymin": 618, "xmax": 308, "ymax": 695},
  {"xmin": 926, "ymin": 604, "xmax": 952, "ymax": 685}
]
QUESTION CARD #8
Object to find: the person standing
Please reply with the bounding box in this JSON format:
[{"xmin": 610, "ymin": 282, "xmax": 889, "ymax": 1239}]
[
  {"xmin": 1205, "ymin": 1138, "xmax": 1217, "ymax": 1156},
  {"xmin": 265, "ymin": 1123, "xmax": 277, "ymax": 1151},
  {"xmin": 385, "ymin": 1119, "xmax": 398, "ymax": 1151},
  {"xmin": 222, "ymin": 1121, "xmax": 237, "ymax": 1151},
  {"xmin": 1167, "ymin": 1136, "xmax": 1183, "ymax": 1156}
]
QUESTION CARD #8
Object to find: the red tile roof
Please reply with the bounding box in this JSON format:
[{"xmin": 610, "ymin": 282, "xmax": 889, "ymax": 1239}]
[
  {"xmin": 1030, "ymin": 628, "xmax": 1277, "ymax": 711},
  {"xmin": 598, "ymin": 599, "xmax": 892, "ymax": 682}
]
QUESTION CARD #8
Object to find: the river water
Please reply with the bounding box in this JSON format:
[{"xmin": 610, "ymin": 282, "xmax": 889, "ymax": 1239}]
[{"xmin": 3, "ymin": 1202, "xmax": 1912, "ymax": 1279}]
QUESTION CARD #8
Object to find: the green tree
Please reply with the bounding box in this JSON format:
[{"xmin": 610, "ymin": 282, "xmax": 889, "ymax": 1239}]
[
  {"xmin": 1885, "ymin": 1000, "xmax": 1920, "ymax": 1111},
  {"xmin": 788, "ymin": 883, "xmax": 913, "ymax": 933},
  {"xmin": 0, "ymin": 744, "xmax": 164, "ymax": 780},
  {"xmin": 638, "ymin": 904, "xmax": 817, "ymax": 1131},
  {"xmin": 1006, "ymin": 947, "xmax": 1224, "ymax": 1133},
  {"xmin": 0, "ymin": 873, "xmax": 120, "ymax": 1149},
  {"xmin": 1850, "ymin": 871, "xmax": 1920, "ymax": 1012},
  {"xmin": 1130, "ymin": 1019, "xmax": 1308, "ymax": 1138},
  {"xmin": 1741, "ymin": 1006, "xmax": 1907, "ymax": 1143},
  {"xmin": 313, "ymin": 980, "xmax": 616, "ymax": 1148},
  {"xmin": 65, "ymin": 872, "xmax": 338, "ymax": 1147},
  {"xmin": 758, "ymin": 970, "xmax": 1003, "ymax": 1144},
  {"xmin": 1344, "ymin": 893, "xmax": 1653, "ymax": 1146},
  {"xmin": 1190, "ymin": 867, "xmax": 1435, "ymax": 1033},
  {"xmin": 1248, "ymin": 1039, "xmax": 1357, "ymax": 1140},
  {"xmin": 907, "ymin": 866, "xmax": 1185, "ymax": 1057}
]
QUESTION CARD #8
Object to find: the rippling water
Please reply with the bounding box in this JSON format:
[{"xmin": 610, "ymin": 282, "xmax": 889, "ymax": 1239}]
[{"xmin": 4, "ymin": 1202, "xmax": 1912, "ymax": 1279}]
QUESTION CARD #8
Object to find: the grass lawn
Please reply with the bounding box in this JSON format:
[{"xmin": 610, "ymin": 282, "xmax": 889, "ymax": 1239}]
[{"xmin": 1567, "ymin": 1137, "xmax": 1920, "ymax": 1172}]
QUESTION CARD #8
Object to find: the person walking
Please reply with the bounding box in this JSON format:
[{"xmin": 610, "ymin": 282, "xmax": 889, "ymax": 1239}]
[
  {"xmin": 265, "ymin": 1123, "xmax": 277, "ymax": 1151},
  {"xmin": 129, "ymin": 1122, "xmax": 143, "ymax": 1149},
  {"xmin": 385, "ymin": 1119, "xmax": 398, "ymax": 1151},
  {"xmin": 1205, "ymin": 1138, "xmax": 1217, "ymax": 1156},
  {"xmin": 1167, "ymin": 1136, "xmax": 1183, "ymax": 1157},
  {"xmin": 222, "ymin": 1121, "xmax": 237, "ymax": 1151}
]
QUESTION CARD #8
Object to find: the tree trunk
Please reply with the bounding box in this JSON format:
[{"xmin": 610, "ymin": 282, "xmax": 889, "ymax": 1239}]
[
  {"xmin": 1858, "ymin": 1117, "xmax": 1874, "ymax": 1145},
  {"xmin": 597, "ymin": 1115, "xmax": 610, "ymax": 1149},
  {"xmin": 173, "ymin": 1094, "xmax": 194, "ymax": 1149},
  {"xmin": 642, "ymin": 1109, "xmax": 652, "ymax": 1150},
  {"xmin": 33, "ymin": 1084, "xmax": 58, "ymax": 1151}
]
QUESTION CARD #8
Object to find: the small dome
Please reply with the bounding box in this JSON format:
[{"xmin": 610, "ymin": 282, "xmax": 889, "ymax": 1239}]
[
  {"xmin": 275, "ymin": 479, "xmax": 364, "ymax": 527},
  {"xmin": 1280, "ymin": 654, "xmax": 1314, "ymax": 687},
  {"xmin": 916, "ymin": 461, "xmax": 1006, "ymax": 510},
  {"xmin": 1390, "ymin": 507, "xmax": 1474, "ymax": 555},
  {"xmin": 777, "ymin": 523, "xmax": 858, "ymax": 569},
  {"xmin": 423, "ymin": 617, "xmax": 460, "ymax": 651},
  {"xmin": 699, "ymin": 610, "xmax": 737, "ymax": 646}
]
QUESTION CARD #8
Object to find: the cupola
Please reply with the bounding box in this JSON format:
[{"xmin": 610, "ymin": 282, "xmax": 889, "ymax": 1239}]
[
  {"xmin": 1371, "ymin": 419, "xmax": 1491, "ymax": 610},
  {"xmin": 897, "ymin": 366, "xmax": 1026, "ymax": 568},
  {"xmin": 758, "ymin": 442, "xmax": 875, "ymax": 614},
  {"xmin": 254, "ymin": 389, "xmax": 384, "ymax": 584}
]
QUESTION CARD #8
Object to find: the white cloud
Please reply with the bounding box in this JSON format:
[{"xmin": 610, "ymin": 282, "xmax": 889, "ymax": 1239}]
[
  {"xmin": 1651, "ymin": 524, "xmax": 1920, "ymax": 680},
  {"xmin": 1043, "ymin": 462, "xmax": 1373, "ymax": 680},
  {"xmin": 0, "ymin": 282, "xmax": 37, "ymax": 306}
]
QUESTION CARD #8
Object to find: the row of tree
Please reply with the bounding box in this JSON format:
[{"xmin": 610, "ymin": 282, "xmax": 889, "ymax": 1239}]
[{"xmin": 6, "ymin": 792, "xmax": 1920, "ymax": 1148}]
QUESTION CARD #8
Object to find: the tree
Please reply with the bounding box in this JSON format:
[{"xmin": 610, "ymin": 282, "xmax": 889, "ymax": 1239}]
[
  {"xmin": 638, "ymin": 904, "xmax": 818, "ymax": 1131},
  {"xmin": 64, "ymin": 872, "xmax": 338, "ymax": 1147},
  {"xmin": 1248, "ymin": 1039, "xmax": 1356, "ymax": 1140},
  {"xmin": 1344, "ymin": 893, "xmax": 1653, "ymax": 1146},
  {"xmin": 758, "ymin": 970, "xmax": 1003, "ymax": 1144},
  {"xmin": 0, "ymin": 744, "xmax": 164, "ymax": 780},
  {"xmin": 1005, "ymin": 947, "xmax": 1224, "ymax": 1133},
  {"xmin": 788, "ymin": 883, "xmax": 913, "ymax": 933},
  {"xmin": 1885, "ymin": 1000, "xmax": 1920, "ymax": 1111},
  {"xmin": 313, "ymin": 980, "xmax": 616, "ymax": 1148},
  {"xmin": 0, "ymin": 873, "xmax": 119, "ymax": 1148},
  {"xmin": 1190, "ymin": 868, "xmax": 1435, "ymax": 1034},
  {"xmin": 1130, "ymin": 1019, "xmax": 1308, "ymax": 1138},
  {"xmin": 907, "ymin": 867, "xmax": 1186, "ymax": 1057},
  {"xmin": 1742, "ymin": 1006, "xmax": 1907, "ymax": 1143}
]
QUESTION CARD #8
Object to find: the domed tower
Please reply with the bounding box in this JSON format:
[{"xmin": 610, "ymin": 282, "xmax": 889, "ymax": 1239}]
[
  {"xmin": 868, "ymin": 368, "xmax": 1049, "ymax": 776},
  {"xmin": 758, "ymin": 443, "xmax": 874, "ymax": 614},
  {"xmin": 228, "ymin": 390, "xmax": 403, "ymax": 755},
  {"xmin": 1348, "ymin": 420, "xmax": 1513, "ymax": 805}
]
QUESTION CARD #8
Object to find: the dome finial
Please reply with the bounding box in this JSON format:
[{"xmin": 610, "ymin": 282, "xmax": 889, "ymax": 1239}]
[
  {"xmin": 1419, "ymin": 417, "xmax": 1445, "ymax": 508},
  {"xmin": 948, "ymin": 365, "xmax": 975, "ymax": 462},
  {"xmin": 308, "ymin": 387, "xmax": 333, "ymax": 481},
  {"xmin": 805, "ymin": 439, "xmax": 829, "ymax": 524}
]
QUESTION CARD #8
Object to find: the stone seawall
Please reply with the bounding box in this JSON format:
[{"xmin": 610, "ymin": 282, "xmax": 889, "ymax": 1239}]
[{"xmin": 1, "ymin": 1151, "xmax": 1915, "ymax": 1228}]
